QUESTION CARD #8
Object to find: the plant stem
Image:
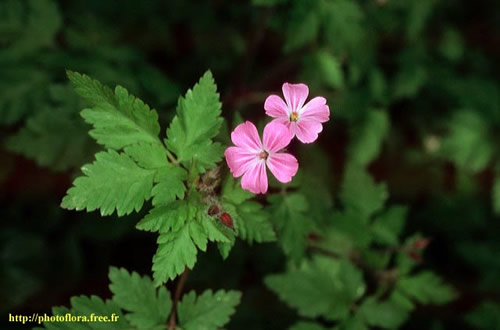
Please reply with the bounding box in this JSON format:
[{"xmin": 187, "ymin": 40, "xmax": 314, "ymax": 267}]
[
  {"xmin": 165, "ymin": 148, "xmax": 179, "ymax": 166},
  {"xmin": 168, "ymin": 268, "xmax": 190, "ymax": 330}
]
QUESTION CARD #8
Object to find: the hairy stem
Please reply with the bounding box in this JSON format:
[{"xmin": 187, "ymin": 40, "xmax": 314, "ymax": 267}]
[{"xmin": 168, "ymin": 268, "xmax": 190, "ymax": 330}]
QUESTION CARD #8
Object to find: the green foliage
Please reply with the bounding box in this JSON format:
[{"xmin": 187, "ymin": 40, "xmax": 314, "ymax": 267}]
[
  {"xmin": 108, "ymin": 267, "xmax": 171, "ymax": 329},
  {"xmin": 150, "ymin": 191, "xmax": 232, "ymax": 285},
  {"xmin": 348, "ymin": 110, "xmax": 390, "ymax": 166},
  {"xmin": 41, "ymin": 296, "xmax": 129, "ymax": 330},
  {"xmin": 61, "ymin": 150, "xmax": 156, "ymax": 216},
  {"xmin": 221, "ymin": 176, "xmax": 276, "ymax": 245},
  {"xmin": 38, "ymin": 267, "xmax": 241, "ymax": 330},
  {"xmin": 165, "ymin": 71, "xmax": 224, "ymax": 173},
  {"xmin": 268, "ymin": 192, "xmax": 312, "ymax": 262},
  {"xmin": 441, "ymin": 111, "xmax": 494, "ymax": 173},
  {"xmin": 177, "ymin": 290, "xmax": 242, "ymax": 330},
  {"xmin": 265, "ymin": 256, "xmax": 365, "ymax": 320},
  {"xmin": 68, "ymin": 71, "xmax": 162, "ymax": 150},
  {"xmin": 396, "ymin": 271, "xmax": 457, "ymax": 305},
  {"xmin": 340, "ymin": 163, "xmax": 388, "ymax": 220}
]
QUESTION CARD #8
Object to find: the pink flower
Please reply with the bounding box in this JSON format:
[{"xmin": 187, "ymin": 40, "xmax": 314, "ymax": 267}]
[
  {"xmin": 225, "ymin": 121, "xmax": 299, "ymax": 194},
  {"xmin": 264, "ymin": 83, "xmax": 330, "ymax": 143}
]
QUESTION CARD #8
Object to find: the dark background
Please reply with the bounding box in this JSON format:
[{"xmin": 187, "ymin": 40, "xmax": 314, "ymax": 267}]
[{"xmin": 1, "ymin": 0, "xmax": 499, "ymax": 329}]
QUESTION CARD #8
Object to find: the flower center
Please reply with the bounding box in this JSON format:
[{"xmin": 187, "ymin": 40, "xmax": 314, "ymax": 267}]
[
  {"xmin": 290, "ymin": 111, "xmax": 299, "ymax": 122},
  {"xmin": 258, "ymin": 150, "xmax": 269, "ymax": 160}
]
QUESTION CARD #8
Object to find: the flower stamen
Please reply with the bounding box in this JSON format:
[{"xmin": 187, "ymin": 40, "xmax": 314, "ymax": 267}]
[
  {"xmin": 290, "ymin": 111, "xmax": 299, "ymax": 122},
  {"xmin": 258, "ymin": 150, "xmax": 269, "ymax": 160}
]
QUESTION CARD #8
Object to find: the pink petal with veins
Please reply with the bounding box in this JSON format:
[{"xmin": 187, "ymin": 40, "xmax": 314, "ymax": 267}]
[
  {"xmin": 267, "ymin": 153, "xmax": 298, "ymax": 183},
  {"xmin": 241, "ymin": 161, "xmax": 268, "ymax": 194},
  {"xmin": 263, "ymin": 121, "xmax": 292, "ymax": 153},
  {"xmin": 264, "ymin": 95, "xmax": 289, "ymax": 118},
  {"xmin": 282, "ymin": 83, "xmax": 309, "ymax": 111}
]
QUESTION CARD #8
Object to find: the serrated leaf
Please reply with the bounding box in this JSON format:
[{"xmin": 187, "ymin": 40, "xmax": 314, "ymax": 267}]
[
  {"xmin": 124, "ymin": 143, "xmax": 168, "ymax": 169},
  {"xmin": 177, "ymin": 290, "xmax": 241, "ymax": 330},
  {"xmin": 153, "ymin": 224, "xmax": 198, "ymax": 285},
  {"xmin": 340, "ymin": 163, "xmax": 388, "ymax": 220},
  {"xmin": 349, "ymin": 111, "xmax": 390, "ymax": 166},
  {"xmin": 165, "ymin": 71, "xmax": 224, "ymax": 172},
  {"xmin": 67, "ymin": 71, "xmax": 116, "ymax": 106},
  {"xmin": 61, "ymin": 150, "xmax": 155, "ymax": 216},
  {"xmin": 136, "ymin": 200, "xmax": 190, "ymax": 233},
  {"xmin": 69, "ymin": 295, "xmax": 128, "ymax": 329},
  {"xmin": 265, "ymin": 256, "xmax": 365, "ymax": 320},
  {"xmin": 221, "ymin": 175, "xmax": 254, "ymax": 205},
  {"xmin": 67, "ymin": 72, "xmax": 162, "ymax": 150},
  {"xmin": 151, "ymin": 165, "xmax": 187, "ymax": 206},
  {"xmin": 235, "ymin": 201, "xmax": 276, "ymax": 244},
  {"xmin": 397, "ymin": 271, "xmax": 456, "ymax": 305},
  {"xmin": 109, "ymin": 267, "xmax": 171, "ymax": 329}
]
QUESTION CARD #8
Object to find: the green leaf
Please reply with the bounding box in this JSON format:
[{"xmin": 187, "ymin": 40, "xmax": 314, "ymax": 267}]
[
  {"xmin": 371, "ymin": 206, "xmax": 407, "ymax": 246},
  {"xmin": 265, "ymin": 256, "xmax": 365, "ymax": 320},
  {"xmin": 340, "ymin": 163, "xmax": 388, "ymax": 220},
  {"xmin": 61, "ymin": 150, "xmax": 155, "ymax": 216},
  {"xmin": 235, "ymin": 201, "xmax": 276, "ymax": 244},
  {"xmin": 315, "ymin": 50, "xmax": 344, "ymax": 89},
  {"xmin": 136, "ymin": 200, "xmax": 190, "ymax": 233},
  {"xmin": 5, "ymin": 101, "xmax": 94, "ymax": 171},
  {"xmin": 67, "ymin": 71, "xmax": 115, "ymax": 106},
  {"xmin": 165, "ymin": 71, "xmax": 224, "ymax": 172},
  {"xmin": 349, "ymin": 111, "xmax": 390, "ymax": 166},
  {"xmin": 41, "ymin": 295, "xmax": 129, "ymax": 329},
  {"xmin": 358, "ymin": 297, "xmax": 409, "ymax": 329},
  {"xmin": 441, "ymin": 111, "xmax": 494, "ymax": 173},
  {"xmin": 177, "ymin": 290, "xmax": 241, "ymax": 330},
  {"xmin": 68, "ymin": 71, "xmax": 162, "ymax": 150},
  {"xmin": 151, "ymin": 165, "xmax": 187, "ymax": 206},
  {"xmin": 268, "ymin": 193, "xmax": 312, "ymax": 262},
  {"xmin": 151, "ymin": 199, "xmax": 231, "ymax": 284},
  {"xmin": 392, "ymin": 66, "xmax": 427, "ymax": 100},
  {"xmin": 284, "ymin": 8, "xmax": 319, "ymax": 52},
  {"xmin": 0, "ymin": 0, "xmax": 61, "ymax": 59},
  {"xmin": 397, "ymin": 271, "xmax": 456, "ymax": 305},
  {"xmin": 109, "ymin": 267, "xmax": 171, "ymax": 329},
  {"xmin": 493, "ymin": 175, "xmax": 500, "ymax": 215},
  {"xmin": 221, "ymin": 176, "xmax": 254, "ymax": 205},
  {"xmin": 153, "ymin": 224, "xmax": 198, "ymax": 285},
  {"xmin": 321, "ymin": 0, "xmax": 364, "ymax": 53},
  {"xmin": 124, "ymin": 143, "xmax": 168, "ymax": 169}
]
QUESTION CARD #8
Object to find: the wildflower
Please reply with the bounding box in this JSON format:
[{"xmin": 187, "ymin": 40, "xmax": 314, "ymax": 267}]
[
  {"xmin": 264, "ymin": 83, "xmax": 330, "ymax": 143},
  {"xmin": 225, "ymin": 121, "xmax": 298, "ymax": 194}
]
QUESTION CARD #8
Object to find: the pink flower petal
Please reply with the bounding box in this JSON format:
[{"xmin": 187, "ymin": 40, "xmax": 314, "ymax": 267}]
[
  {"xmin": 282, "ymin": 83, "xmax": 309, "ymax": 111},
  {"xmin": 225, "ymin": 146, "xmax": 258, "ymax": 177},
  {"xmin": 295, "ymin": 119, "xmax": 324, "ymax": 144},
  {"xmin": 241, "ymin": 161, "xmax": 268, "ymax": 194},
  {"xmin": 264, "ymin": 95, "xmax": 289, "ymax": 118},
  {"xmin": 231, "ymin": 121, "xmax": 262, "ymax": 152},
  {"xmin": 300, "ymin": 96, "xmax": 330, "ymax": 122},
  {"xmin": 263, "ymin": 122, "xmax": 292, "ymax": 153},
  {"xmin": 267, "ymin": 153, "xmax": 298, "ymax": 183}
]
